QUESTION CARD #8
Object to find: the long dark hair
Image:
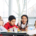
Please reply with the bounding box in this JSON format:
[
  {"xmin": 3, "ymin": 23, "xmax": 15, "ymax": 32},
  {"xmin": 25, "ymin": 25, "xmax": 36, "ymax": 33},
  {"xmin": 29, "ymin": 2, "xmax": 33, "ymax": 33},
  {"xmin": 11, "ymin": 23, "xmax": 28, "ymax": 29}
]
[{"xmin": 21, "ymin": 15, "xmax": 28, "ymax": 29}]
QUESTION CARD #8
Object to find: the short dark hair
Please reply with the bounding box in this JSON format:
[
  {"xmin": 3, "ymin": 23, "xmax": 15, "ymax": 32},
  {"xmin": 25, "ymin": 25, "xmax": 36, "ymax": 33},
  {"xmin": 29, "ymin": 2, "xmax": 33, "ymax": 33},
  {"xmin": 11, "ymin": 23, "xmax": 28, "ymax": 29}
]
[{"xmin": 8, "ymin": 15, "xmax": 16, "ymax": 21}]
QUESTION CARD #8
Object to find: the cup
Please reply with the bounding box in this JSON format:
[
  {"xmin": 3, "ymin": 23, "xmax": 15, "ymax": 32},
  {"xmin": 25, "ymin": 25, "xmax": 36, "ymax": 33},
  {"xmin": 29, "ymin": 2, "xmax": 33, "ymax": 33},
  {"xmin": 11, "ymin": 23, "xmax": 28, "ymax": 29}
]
[
  {"xmin": 10, "ymin": 28, "xmax": 13, "ymax": 32},
  {"xmin": 14, "ymin": 28, "xmax": 18, "ymax": 33}
]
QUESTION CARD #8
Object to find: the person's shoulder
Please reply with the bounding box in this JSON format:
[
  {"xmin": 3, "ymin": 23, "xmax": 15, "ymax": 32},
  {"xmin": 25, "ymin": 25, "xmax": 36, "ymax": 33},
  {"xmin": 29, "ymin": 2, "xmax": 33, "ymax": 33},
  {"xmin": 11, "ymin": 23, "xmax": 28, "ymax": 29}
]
[
  {"xmin": 0, "ymin": 26, "xmax": 7, "ymax": 31},
  {"xmin": 14, "ymin": 25, "xmax": 17, "ymax": 26},
  {"xmin": 4, "ymin": 22, "xmax": 9, "ymax": 26}
]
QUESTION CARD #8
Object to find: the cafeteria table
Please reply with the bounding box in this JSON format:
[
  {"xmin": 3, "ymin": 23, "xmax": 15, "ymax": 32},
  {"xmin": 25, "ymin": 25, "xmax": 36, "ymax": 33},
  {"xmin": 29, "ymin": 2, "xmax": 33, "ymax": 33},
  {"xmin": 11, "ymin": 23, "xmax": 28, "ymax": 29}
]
[{"xmin": 0, "ymin": 32, "xmax": 29, "ymax": 36}]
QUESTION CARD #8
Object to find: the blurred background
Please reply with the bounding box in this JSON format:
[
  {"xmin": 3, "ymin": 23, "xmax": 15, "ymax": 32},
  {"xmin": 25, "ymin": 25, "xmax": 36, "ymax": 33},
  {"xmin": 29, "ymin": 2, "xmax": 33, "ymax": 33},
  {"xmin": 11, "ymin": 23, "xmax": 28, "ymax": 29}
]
[{"xmin": 0, "ymin": 0, "xmax": 36, "ymax": 28}]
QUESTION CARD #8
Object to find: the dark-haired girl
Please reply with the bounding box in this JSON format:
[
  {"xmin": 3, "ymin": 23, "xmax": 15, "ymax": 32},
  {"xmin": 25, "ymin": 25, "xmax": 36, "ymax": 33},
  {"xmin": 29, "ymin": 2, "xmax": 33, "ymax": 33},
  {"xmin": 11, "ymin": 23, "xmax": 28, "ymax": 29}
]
[{"xmin": 17, "ymin": 15, "xmax": 28, "ymax": 36}]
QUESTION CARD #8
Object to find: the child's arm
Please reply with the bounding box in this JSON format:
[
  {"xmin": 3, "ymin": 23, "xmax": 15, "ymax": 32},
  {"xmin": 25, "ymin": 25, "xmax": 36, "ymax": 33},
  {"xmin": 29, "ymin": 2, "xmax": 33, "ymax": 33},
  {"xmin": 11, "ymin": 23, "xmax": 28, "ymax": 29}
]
[
  {"xmin": 0, "ymin": 26, "xmax": 7, "ymax": 32},
  {"xmin": 2, "ymin": 26, "xmax": 7, "ymax": 31},
  {"xmin": 18, "ymin": 26, "xmax": 25, "ymax": 31},
  {"xmin": 18, "ymin": 25, "xmax": 28, "ymax": 31}
]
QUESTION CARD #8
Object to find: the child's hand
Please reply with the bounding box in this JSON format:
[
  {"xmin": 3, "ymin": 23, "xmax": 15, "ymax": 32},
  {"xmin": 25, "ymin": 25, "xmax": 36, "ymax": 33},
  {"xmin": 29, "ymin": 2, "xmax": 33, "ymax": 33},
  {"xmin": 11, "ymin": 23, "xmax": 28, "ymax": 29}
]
[
  {"xmin": 13, "ymin": 26, "xmax": 17, "ymax": 29},
  {"xmin": 8, "ymin": 29, "xmax": 10, "ymax": 31},
  {"xmin": 18, "ymin": 28, "xmax": 20, "ymax": 31},
  {"xmin": 13, "ymin": 27, "xmax": 16, "ymax": 28}
]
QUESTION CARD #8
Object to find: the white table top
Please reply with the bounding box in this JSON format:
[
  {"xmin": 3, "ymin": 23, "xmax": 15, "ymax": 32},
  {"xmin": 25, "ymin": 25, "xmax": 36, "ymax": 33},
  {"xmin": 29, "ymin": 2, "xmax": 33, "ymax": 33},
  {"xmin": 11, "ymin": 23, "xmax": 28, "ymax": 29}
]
[{"xmin": 27, "ymin": 29, "xmax": 36, "ymax": 35}]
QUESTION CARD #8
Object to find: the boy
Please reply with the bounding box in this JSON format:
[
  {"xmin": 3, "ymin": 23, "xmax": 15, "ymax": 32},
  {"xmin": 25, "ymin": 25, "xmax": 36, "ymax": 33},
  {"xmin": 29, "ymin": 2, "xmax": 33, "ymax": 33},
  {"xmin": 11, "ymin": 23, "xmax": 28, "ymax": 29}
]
[{"xmin": 4, "ymin": 15, "xmax": 18, "ymax": 31}]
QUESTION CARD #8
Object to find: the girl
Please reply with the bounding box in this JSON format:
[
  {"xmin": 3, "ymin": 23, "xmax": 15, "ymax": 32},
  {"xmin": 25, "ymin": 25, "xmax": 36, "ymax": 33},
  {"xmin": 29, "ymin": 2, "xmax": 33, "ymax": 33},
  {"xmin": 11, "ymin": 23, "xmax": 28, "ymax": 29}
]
[{"xmin": 17, "ymin": 15, "xmax": 28, "ymax": 36}]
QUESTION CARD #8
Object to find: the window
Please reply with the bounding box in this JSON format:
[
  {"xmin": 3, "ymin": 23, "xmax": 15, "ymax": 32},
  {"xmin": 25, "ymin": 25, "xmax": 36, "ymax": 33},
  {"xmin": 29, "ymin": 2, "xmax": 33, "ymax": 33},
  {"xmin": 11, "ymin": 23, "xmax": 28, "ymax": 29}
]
[
  {"xmin": 0, "ymin": 0, "xmax": 9, "ymax": 17},
  {"xmin": 0, "ymin": 0, "xmax": 9, "ymax": 24},
  {"xmin": 11, "ymin": 0, "xmax": 27, "ymax": 24},
  {"xmin": 27, "ymin": 0, "xmax": 36, "ymax": 26},
  {"xmin": 27, "ymin": 0, "xmax": 36, "ymax": 17},
  {"xmin": 0, "ymin": 0, "xmax": 36, "ymax": 26}
]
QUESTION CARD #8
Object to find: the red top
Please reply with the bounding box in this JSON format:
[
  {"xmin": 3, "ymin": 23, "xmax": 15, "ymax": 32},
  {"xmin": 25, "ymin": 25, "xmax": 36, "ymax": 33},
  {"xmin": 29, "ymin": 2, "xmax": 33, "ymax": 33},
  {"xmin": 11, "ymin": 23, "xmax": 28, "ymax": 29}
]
[{"xmin": 4, "ymin": 22, "xmax": 18, "ymax": 30}]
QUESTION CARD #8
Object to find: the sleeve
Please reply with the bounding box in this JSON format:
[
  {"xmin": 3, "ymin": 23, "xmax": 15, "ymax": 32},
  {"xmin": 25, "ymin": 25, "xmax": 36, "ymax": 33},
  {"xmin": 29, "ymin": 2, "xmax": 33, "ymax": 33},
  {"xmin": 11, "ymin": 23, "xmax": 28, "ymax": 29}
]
[
  {"xmin": 1, "ymin": 26, "xmax": 7, "ymax": 32},
  {"xmin": 4, "ymin": 24, "xmax": 9, "ymax": 30}
]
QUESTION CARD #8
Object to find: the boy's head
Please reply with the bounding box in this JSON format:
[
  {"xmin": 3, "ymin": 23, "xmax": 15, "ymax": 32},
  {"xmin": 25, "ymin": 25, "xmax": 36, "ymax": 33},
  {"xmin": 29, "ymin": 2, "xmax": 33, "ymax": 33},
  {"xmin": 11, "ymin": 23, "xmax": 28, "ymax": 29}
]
[{"xmin": 8, "ymin": 15, "xmax": 16, "ymax": 26}]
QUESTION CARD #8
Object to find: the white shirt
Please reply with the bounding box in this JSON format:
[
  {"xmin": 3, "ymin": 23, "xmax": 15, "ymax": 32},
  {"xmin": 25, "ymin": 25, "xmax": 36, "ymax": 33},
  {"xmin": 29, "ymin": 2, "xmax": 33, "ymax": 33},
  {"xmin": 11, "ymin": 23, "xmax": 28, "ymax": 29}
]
[
  {"xmin": 18, "ymin": 21, "xmax": 28, "ymax": 28},
  {"xmin": 0, "ymin": 26, "xmax": 7, "ymax": 32}
]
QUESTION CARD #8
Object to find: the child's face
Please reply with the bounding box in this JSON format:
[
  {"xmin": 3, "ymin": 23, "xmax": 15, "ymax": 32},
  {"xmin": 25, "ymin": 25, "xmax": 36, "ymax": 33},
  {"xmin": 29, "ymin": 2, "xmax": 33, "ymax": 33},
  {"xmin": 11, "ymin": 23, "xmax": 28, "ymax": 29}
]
[
  {"xmin": 21, "ymin": 16, "xmax": 27, "ymax": 24},
  {"xmin": 9, "ymin": 19, "xmax": 16, "ymax": 26}
]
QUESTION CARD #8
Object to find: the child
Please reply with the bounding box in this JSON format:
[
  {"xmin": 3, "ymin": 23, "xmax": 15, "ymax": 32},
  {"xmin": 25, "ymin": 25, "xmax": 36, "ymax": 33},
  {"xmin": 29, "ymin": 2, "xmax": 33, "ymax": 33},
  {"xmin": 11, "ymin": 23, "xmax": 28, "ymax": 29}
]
[
  {"xmin": 0, "ymin": 16, "xmax": 7, "ymax": 36},
  {"xmin": 34, "ymin": 21, "xmax": 36, "ymax": 36},
  {"xmin": 18, "ymin": 15, "xmax": 28, "ymax": 31},
  {"xmin": 0, "ymin": 16, "xmax": 7, "ymax": 31},
  {"xmin": 4, "ymin": 15, "xmax": 18, "ymax": 36},
  {"xmin": 4, "ymin": 15, "xmax": 18, "ymax": 30},
  {"xmin": 17, "ymin": 15, "xmax": 28, "ymax": 36},
  {"xmin": 34, "ymin": 21, "xmax": 36, "ymax": 29}
]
